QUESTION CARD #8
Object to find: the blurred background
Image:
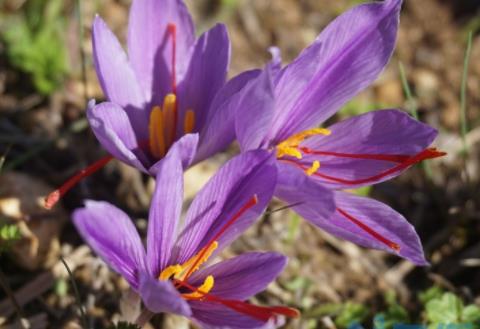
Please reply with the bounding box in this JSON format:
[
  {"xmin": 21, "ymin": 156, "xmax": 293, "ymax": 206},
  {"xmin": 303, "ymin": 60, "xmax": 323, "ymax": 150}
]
[{"xmin": 0, "ymin": 0, "xmax": 479, "ymax": 328}]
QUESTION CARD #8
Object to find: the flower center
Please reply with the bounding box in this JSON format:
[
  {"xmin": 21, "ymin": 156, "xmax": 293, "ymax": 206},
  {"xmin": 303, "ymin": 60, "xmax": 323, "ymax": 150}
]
[
  {"xmin": 148, "ymin": 23, "xmax": 196, "ymax": 159},
  {"xmin": 276, "ymin": 128, "xmax": 331, "ymax": 176},
  {"xmin": 159, "ymin": 241, "xmax": 218, "ymax": 299},
  {"xmin": 148, "ymin": 94, "xmax": 196, "ymax": 159}
]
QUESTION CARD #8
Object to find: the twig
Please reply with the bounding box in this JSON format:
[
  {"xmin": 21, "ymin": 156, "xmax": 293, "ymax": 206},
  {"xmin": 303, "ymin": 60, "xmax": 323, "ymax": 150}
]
[
  {"xmin": 60, "ymin": 257, "xmax": 88, "ymax": 329},
  {"xmin": 460, "ymin": 31, "xmax": 473, "ymax": 157},
  {"xmin": 0, "ymin": 268, "xmax": 27, "ymax": 329},
  {"xmin": 135, "ymin": 309, "xmax": 154, "ymax": 328}
]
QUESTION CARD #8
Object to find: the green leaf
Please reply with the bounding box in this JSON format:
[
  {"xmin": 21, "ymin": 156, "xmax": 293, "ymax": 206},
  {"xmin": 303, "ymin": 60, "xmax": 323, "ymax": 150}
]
[
  {"xmin": 425, "ymin": 293, "xmax": 463, "ymax": 324},
  {"xmin": 374, "ymin": 291, "xmax": 410, "ymax": 329},
  {"xmin": 335, "ymin": 303, "xmax": 369, "ymax": 329},
  {"xmin": 462, "ymin": 304, "xmax": 480, "ymax": 324},
  {"xmin": 419, "ymin": 286, "xmax": 444, "ymax": 305}
]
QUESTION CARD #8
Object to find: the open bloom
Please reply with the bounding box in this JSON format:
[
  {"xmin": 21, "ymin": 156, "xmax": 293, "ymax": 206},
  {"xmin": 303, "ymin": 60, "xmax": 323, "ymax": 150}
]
[
  {"xmin": 73, "ymin": 147, "xmax": 298, "ymax": 328},
  {"xmin": 231, "ymin": 0, "xmax": 444, "ymax": 265},
  {"xmin": 45, "ymin": 0, "xmax": 255, "ymax": 208}
]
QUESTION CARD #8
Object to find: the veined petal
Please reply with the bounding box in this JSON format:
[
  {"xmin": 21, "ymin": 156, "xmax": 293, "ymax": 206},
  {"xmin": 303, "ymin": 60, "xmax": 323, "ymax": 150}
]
[
  {"xmin": 191, "ymin": 301, "xmax": 283, "ymax": 329},
  {"xmin": 234, "ymin": 65, "xmax": 276, "ymax": 151},
  {"xmin": 329, "ymin": 191, "xmax": 427, "ymax": 265},
  {"xmin": 87, "ymin": 101, "xmax": 148, "ymax": 173},
  {"xmin": 92, "ymin": 16, "xmax": 148, "ymax": 138},
  {"xmin": 270, "ymin": 0, "xmax": 402, "ymax": 141},
  {"xmin": 173, "ymin": 151, "xmax": 277, "ymax": 264},
  {"xmin": 188, "ymin": 252, "xmax": 287, "ymax": 300},
  {"xmin": 275, "ymin": 162, "xmax": 335, "ymax": 227},
  {"xmin": 149, "ymin": 133, "xmax": 199, "ymax": 174},
  {"xmin": 177, "ymin": 24, "xmax": 231, "ymax": 138},
  {"xmin": 302, "ymin": 109, "xmax": 438, "ymax": 189},
  {"xmin": 72, "ymin": 201, "xmax": 146, "ymax": 289},
  {"xmin": 146, "ymin": 144, "xmax": 184, "ymax": 276},
  {"xmin": 195, "ymin": 69, "xmax": 261, "ymax": 162},
  {"xmin": 139, "ymin": 273, "xmax": 191, "ymax": 316},
  {"xmin": 127, "ymin": 0, "xmax": 195, "ymax": 104}
]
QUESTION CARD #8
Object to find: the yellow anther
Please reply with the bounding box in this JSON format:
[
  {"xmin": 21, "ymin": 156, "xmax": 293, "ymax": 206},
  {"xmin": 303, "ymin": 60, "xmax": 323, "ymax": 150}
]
[
  {"xmin": 276, "ymin": 128, "xmax": 331, "ymax": 159},
  {"xmin": 182, "ymin": 275, "xmax": 214, "ymax": 299},
  {"xmin": 184, "ymin": 109, "xmax": 195, "ymax": 134},
  {"xmin": 180, "ymin": 241, "xmax": 218, "ymax": 279},
  {"xmin": 159, "ymin": 264, "xmax": 182, "ymax": 281},
  {"xmin": 149, "ymin": 106, "xmax": 166, "ymax": 158},
  {"xmin": 305, "ymin": 160, "xmax": 320, "ymax": 176},
  {"xmin": 163, "ymin": 93, "xmax": 177, "ymax": 147}
]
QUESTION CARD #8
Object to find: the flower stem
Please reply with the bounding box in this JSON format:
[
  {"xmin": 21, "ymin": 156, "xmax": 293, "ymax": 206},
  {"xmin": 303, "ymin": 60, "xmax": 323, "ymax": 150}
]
[{"xmin": 135, "ymin": 309, "xmax": 154, "ymax": 328}]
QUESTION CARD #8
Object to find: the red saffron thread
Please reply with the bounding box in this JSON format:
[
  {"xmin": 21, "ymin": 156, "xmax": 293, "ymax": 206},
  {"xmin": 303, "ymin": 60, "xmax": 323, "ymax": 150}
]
[
  {"xmin": 173, "ymin": 279, "xmax": 300, "ymax": 321},
  {"xmin": 283, "ymin": 148, "xmax": 445, "ymax": 185},
  {"xmin": 299, "ymin": 147, "xmax": 410, "ymax": 163},
  {"xmin": 167, "ymin": 23, "xmax": 178, "ymax": 145},
  {"xmin": 183, "ymin": 195, "xmax": 258, "ymax": 280},
  {"xmin": 44, "ymin": 155, "xmax": 113, "ymax": 209},
  {"xmin": 336, "ymin": 208, "xmax": 400, "ymax": 252}
]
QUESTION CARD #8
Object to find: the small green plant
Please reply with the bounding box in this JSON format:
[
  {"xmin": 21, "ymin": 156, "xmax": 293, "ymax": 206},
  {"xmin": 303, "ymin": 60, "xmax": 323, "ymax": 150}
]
[
  {"xmin": 0, "ymin": 222, "xmax": 21, "ymax": 253},
  {"xmin": 2, "ymin": 0, "xmax": 68, "ymax": 94},
  {"xmin": 424, "ymin": 292, "xmax": 480, "ymax": 329}
]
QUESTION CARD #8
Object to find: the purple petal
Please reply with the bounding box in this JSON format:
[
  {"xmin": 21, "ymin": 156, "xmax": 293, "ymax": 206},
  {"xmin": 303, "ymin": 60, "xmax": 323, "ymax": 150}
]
[
  {"xmin": 270, "ymin": 0, "xmax": 402, "ymax": 141},
  {"xmin": 127, "ymin": 0, "xmax": 195, "ymax": 104},
  {"xmin": 149, "ymin": 133, "xmax": 199, "ymax": 174},
  {"xmin": 234, "ymin": 66, "xmax": 276, "ymax": 151},
  {"xmin": 302, "ymin": 109, "xmax": 438, "ymax": 189},
  {"xmin": 92, "ymin": 16, "xmax": 148, "ymax": 138},
  {"xmin": 275, "ymin": 162, "xmax": 335, "ymax": 227},
  {"xmin": 172, "ymin": 151, "xmax": 277, "ymax": 264},
  {"xmin": 195, "ymin": 69, "xmax": 261, "ymax": 162},
  {"xmin": 188, "ymin": 252, "xmax": 286, "ymax": 300},
  {"xmin": 177, "ymin": 24, "xmax": 230, "ymax": 138},
  {"xmin": 139, "ymin": 273, "xmax": 191, "ymax": 316},
  {"xmin": 72, "ymin": 201, "xmax": 146, "ymax": 289},
  {"xmin": 328, "ymin": 191, "xmax": 427, "ymax": 265},
  {"xmin": 146, "ymin": 145, "xmax": 183, "ymax": 276},
  {"xmin": 190, "ymin": 302, "xmax": 283, "ymax": 329},
  {"xmin": 87, "ymin": 101, "xmax": 149, "ymax": 173}
]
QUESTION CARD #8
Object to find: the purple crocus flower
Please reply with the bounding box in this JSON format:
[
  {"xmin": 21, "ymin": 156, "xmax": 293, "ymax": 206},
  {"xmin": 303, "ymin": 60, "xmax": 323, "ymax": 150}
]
[
  {"xmin": 73, "ymin": 146, "xmax": 299, "ymax": 328},
  {"xmin": 231, "ymin": 0, "xmax": 444, "ymax": 265},
  {"xmin": 46, "ymin": 0, "xmax": 255, "ymax": 208}
]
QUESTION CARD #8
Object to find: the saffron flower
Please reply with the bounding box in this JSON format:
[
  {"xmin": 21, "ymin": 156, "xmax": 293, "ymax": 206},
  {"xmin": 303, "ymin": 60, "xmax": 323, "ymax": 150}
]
[
  {"xmin": 231, "ymin": 0, "xmax": 444, "ymax": 265},
  {"xmin": 73, "ymin": 147, "xmax": 299, "ymax": 328},
  {"xmin": 46, "ymin": 0, "xmax": 255, "ymax": 208}
]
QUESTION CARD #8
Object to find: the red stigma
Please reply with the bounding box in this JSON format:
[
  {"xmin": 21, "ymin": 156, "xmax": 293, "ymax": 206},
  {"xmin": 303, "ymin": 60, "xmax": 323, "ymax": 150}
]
[
  {"xmin": 44, "ymin": 155, "xmax": 113, "ymax": 209},
  {"xmin": 167, "ymin": 23, "xmax": 177, "ymax": 94},
  {"xmin": 300, "ymin": 147, "xmax": 411, "ymax": 163},
  {"xmin": 284, "ymin": 148, "xmax": 446, "ymax": 186},
  {"xmin": 173, "ymin": 279, "xmax": 300, "ymax": 322},
  {"xmin": 337, "ymin": 208, "xmax": 401, "ymax": 252},
  {"xmin": 167, "ymin": 22, "xmax": 178, "ymax": 144},
  {"xmin": 183, "ymin": 195, "xmax": 258, "ymax": 280}
]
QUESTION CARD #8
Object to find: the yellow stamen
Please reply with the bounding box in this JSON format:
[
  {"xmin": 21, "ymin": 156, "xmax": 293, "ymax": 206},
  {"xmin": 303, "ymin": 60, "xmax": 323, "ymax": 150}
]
[
  {"xmin": 158, "ymin": 241, "xmax": 218, "ymax": 282},
  {"xmin": 149, "ymin": 106, "xmax": 166, "ymax": 158},
  {"xmin": 184, "ymin": 109, "xmax": 195, "ymax": 134},
  {"xmin": 305, "ymin": 160, "xmax": 320, "ymax": 176},
  {"xmin": 158, "ymin": 264, "xmax": 182, "ymax": 281},
  {"xmin": 163, "ymin": 93, "xmax": 177, "ymax": 148},
  {"xmin": 276, "ymin": 128, "xmax": 331, "ymax": 159},
  {"xmin": 182, "ymin": 275, "xmax": 214, "ymax": 299},
  {"xmin": 180, "ymin": 241, "xmax": 218, "ymax": 279}
]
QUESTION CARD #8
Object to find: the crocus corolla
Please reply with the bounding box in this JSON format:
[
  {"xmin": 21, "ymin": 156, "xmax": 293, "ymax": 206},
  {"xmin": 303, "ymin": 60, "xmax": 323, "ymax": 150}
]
[
  {"xmin": 73, "ymin": 147, "xmax": 299, "ymax": 328},
  {"xmin": 232, "ymin": 0, "xmax": 444, "ymax": 265},
  {"xmin": 46, "ymin": 0, "xmax": 255, "ymax": 208}
]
